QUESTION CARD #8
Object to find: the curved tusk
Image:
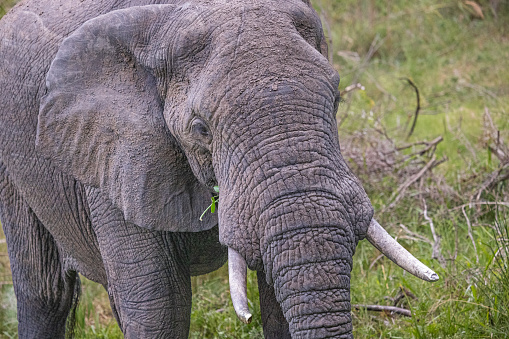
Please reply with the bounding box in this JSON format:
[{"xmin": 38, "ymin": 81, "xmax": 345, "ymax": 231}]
[
  {"xmin": 366, "ymin": 219, "xmax": 439, "ymax": 282},
  {"xmin": 228, "ymin": 247, "xmax": 253, "ymax": 324}
]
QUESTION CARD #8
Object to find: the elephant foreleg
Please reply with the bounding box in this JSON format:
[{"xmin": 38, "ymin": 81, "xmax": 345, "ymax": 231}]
[
  {"xmin": 257, "ymin": 270, "xmax": 291, "ymax": 339},
  {"xmin": 0, "ymin": 167, "xmax": 79, "ymax": 339},
  {"xmin": 88, "ymin": 188, "xmax": 192, "ymax": 338}
]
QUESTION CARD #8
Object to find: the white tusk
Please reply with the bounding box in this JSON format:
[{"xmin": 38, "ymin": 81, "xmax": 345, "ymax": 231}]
[
  {"xmin": 366, "ymin": 219, "xmax": 439, "ymax": 282},
  {"xmin": 228, "ymin": 247, "xmax": 253, "ymax": 324}
]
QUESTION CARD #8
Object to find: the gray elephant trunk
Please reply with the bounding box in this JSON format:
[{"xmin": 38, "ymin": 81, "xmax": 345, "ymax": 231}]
[{"xmin": 262, "ymin": 206, "xmax": 356, "ymax": 338}]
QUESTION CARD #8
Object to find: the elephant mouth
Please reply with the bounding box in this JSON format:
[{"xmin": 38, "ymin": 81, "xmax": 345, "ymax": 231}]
[{"xmin": 227, "ymin": 218, "xmax": 439, "ymax": 323}]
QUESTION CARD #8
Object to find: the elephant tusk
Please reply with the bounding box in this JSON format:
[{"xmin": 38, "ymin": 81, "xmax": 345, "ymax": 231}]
[
  {"xmin": 228, "ymin": 247, "xmax": 253, "ymax": 324},
  {"xmin": 366, "ymin": 218, "xmax": 439, "ymax": 282}
]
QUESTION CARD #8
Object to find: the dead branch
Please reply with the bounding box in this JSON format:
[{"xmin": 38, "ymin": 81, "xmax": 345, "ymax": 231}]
[
  {"xmin": 342, "ymin": 83, "xmax": 365, "ymax": 94},
  {"xmin": 352, "ymin": 304, "xmax": 412, "ymax": 317},
  {"xmin": 369, "ymin": 253, "xmax": 385, "ymax": 270},
  {"xmin": 385, "ymin": 154, "xmax": 447, "ymax": 210},
  {"xmin": 451, "ymin": 201, "xmax": 509, "ymax": 211},
  {"xmin": 423, "ymin": 199, "xmax": 447, "ymax": 268},
  {"xmin": 397, "ymin": 137, "xmax": 444, "ymax": 166},
  {"xmin": 393, "ymin": 287, "xmax": 417, "ymax": 308},
  {"xmin": 394, "ymin": 136, "xmax": 443, "ymax": 153},
  {"xmin": 398, "ymin": 224, "xmax": 433, "ymax": 245},
  {"xmin": 488, "ymin": 144, "xmax": 508, "ymax": 163},
  {"xmin": 472, "ymin": 163, "xmax": 509, "ymax": 201},
  {"xmin": 399, "ymin": 78, "xmax": 421, "ymax": 139},
  {"xmin": 483, "ymin": 107, "xmax": 508, "ymax": 163}
]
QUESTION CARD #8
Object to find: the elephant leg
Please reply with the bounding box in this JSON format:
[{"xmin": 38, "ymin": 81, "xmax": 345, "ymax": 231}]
[
  {"xmin": 257, "ymin": 270, "xmax": 291, "ymax": 339},
  {"xmin": 88, "ymin": 189, "xmax": 192, "ymax": 338},
  {"xmin": 0, "ymin": 167, "xmax": 79, "ymax": 339}
]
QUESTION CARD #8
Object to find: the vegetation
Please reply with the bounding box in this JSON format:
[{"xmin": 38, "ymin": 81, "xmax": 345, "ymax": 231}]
[
  {"xmin": 0, "ymin": 0, "xmax": 508, "ymax": 337},
  {"xmin": 0, "ymin": 0, "xmax": 15, "ymax": 17}
]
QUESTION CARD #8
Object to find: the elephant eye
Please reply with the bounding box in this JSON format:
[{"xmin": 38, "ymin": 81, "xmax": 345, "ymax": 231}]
[{"xmin": 191, "ymin": 118, "xmax": 211, "ymax": 139}]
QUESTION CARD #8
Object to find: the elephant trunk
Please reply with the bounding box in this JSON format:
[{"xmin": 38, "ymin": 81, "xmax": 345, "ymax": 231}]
[
  {"xmin": 275, "ymin": 271, "xmax": 353, "ymax": 339},
  {"xmin": 265, "ymin": 216, "xmax": 356, "ymax": 338}
]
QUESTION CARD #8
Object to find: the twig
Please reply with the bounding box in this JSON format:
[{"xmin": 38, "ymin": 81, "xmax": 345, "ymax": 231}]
[
  {"xmin": 472, "ymin": 163, "xmax": 509, "ymax": 201},
  {"xmin": 397, "ymin": 136, "xmax": 444, "ymax": 164},
  {"xmin": 342, "ymin": 83, "xmax": 365, "ymax": 94},
  {"xmin": 483, "ymin": 107, "xmax": 507, "ymax": 162},
  {"xmin": 422, "ymin": 199, "xmax": 446, "ymax": 268},
  {"xmin": 385, "ymin": 154, "xmax": 447, "ymax": 210},
  {"xmin": 460, "ymin": 81, "xmax": 498, "ymax": 100},
  {"xmin": 398, "ymin": 224, "xmax": 433, "ymax": 245},
  {"xmin": 398, "ymin": 235, "xmax": 432, "ymax": 244},
  {"xmin": 462, "ymin": 206, "xmax": 480, "ymax": 265},
  {"xmin": 369, "ymin": 253, "xmax": 385, "ymax": 270},
  {"xmin": 394, "ymin": 136, "xmax": 443, "ymax": 153},
  {"xmin": 488, "ymin": 145, "xmax": 507, "ymax": 163},
  {"xmin": 450, "ymin": 201, "xmax": 509, "ymax": 211},
  {"xmin": 399, "ymin": 78, "xmax": 421, "ymax": 139},
  {"xmin": 393, "ymin": 287, "xmax": 417, "ymax": 307},
  {"xmin": 352, "ymin": 304, "xmax": 412, "ymax": 317}
]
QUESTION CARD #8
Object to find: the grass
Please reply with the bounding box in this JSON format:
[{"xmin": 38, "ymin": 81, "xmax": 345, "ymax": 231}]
[{"xmin": 1, "ymin": 0, "xmax": 509, "ymax": 337}]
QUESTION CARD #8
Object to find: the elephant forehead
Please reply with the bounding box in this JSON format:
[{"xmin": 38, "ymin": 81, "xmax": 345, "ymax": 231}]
[{"xmin": 172, "ymin": 0, "xmax": 322, "ymax": 60}]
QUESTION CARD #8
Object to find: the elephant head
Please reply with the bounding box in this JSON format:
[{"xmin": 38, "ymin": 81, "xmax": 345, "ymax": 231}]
[{"xmin": 36, "ymin": 0, "xmax": 437, "ymax": 337}]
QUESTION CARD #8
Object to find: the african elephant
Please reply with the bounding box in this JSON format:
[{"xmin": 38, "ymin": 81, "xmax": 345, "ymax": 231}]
[{"xmin": 0, "ymin": 0, "xmax": 438, "ymax": 337}]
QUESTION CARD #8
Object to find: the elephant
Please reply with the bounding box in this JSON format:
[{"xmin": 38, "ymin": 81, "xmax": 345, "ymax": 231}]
[{"xmin": 0, "ymin": 0, "xmax": 438, "ymax": 337}]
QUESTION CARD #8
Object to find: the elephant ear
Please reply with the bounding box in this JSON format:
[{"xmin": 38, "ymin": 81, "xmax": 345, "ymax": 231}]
[{"xmin": 37, "ymin": 5, "xmax": 217, "ymax": 231}]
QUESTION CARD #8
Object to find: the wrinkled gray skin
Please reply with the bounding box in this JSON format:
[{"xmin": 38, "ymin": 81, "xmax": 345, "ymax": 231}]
[{"xmin": 0, "ymin": 0, "xmax": 373, "ymax": 337}]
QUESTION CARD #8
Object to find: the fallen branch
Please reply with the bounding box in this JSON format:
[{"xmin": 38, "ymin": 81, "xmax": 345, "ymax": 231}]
[
  {"xmin": 394, "ymin": 136, "xmax": 443, "ymax": 153},
  {"xmin": 423, "ymin": 199, "xmax": 447, "ymax": 268},
  {"xmin": 399, "ymin": 78, "xmax": 421, "ymax": 139},
  {"xmin": 393, "ymin": 287, "xmax": 417, "ymax": 308},
  {"xmin": 353, "ymin": 304, "xmax": 412, "ymax": 317},
  {"xmin": 472, "ymin": 163, "xmax": 509, "ymax": 201},
  {"xmin": 385, "ymin": 154, "xmax": 447, "ymax": 210}
]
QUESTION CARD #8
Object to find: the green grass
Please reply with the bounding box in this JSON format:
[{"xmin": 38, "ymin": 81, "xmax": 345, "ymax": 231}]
[
  {"xmin": 1, "ymin": 0, "xmax": 509, "ymax": 337},
  {"xmin": 0, "ymin": 0, "xmax": 16, "ymax": 17},
  {"xmin": 325, "ymin": 0, "xmax": 509, "ymax": 179}
]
